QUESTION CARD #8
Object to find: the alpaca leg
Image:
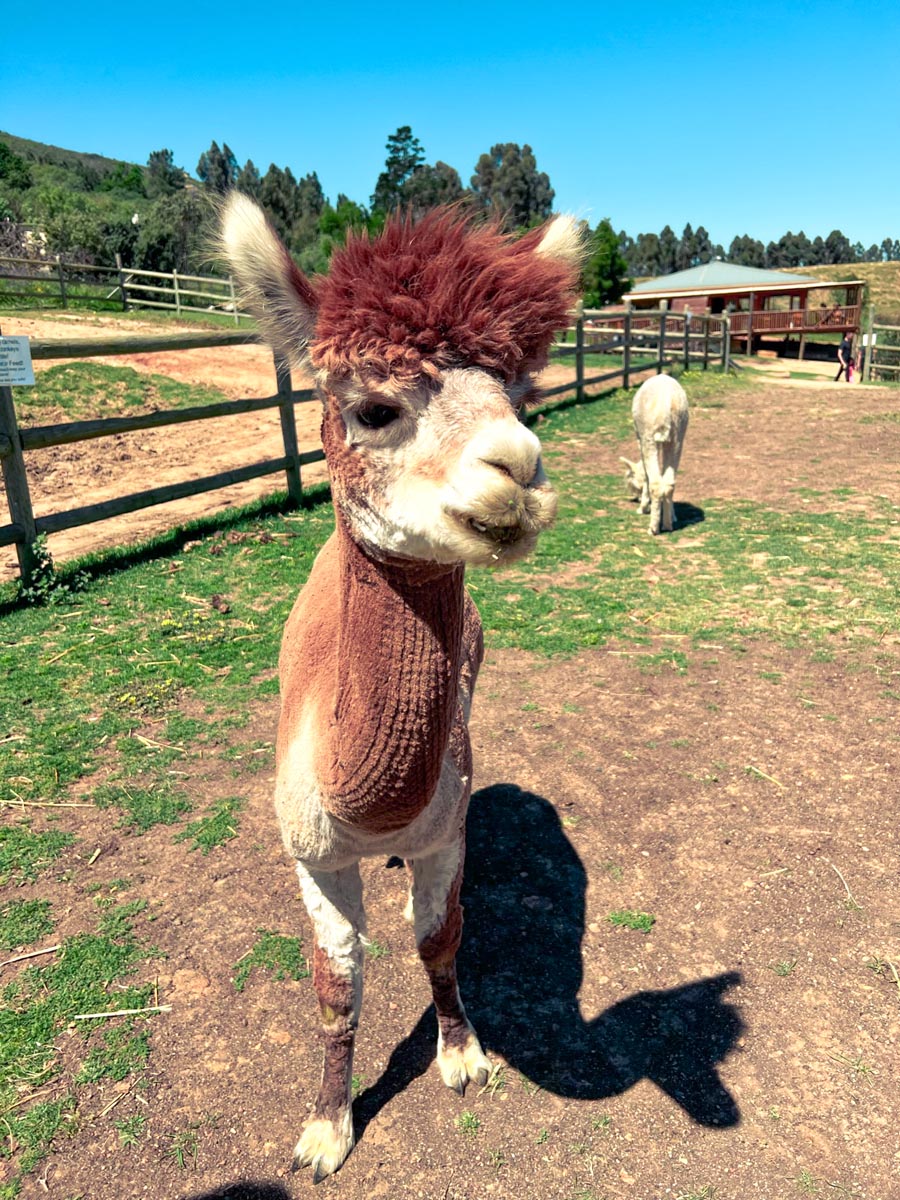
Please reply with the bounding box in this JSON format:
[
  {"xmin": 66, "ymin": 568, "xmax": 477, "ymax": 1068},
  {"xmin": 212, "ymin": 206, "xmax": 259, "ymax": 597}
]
[
  {"xmin": 409, "ymin": 842, "xmax": 491, "ymax": 1094},
  {"xmin": 292, "ymin": 862, "xmax": 364, "ymax": 1182}
]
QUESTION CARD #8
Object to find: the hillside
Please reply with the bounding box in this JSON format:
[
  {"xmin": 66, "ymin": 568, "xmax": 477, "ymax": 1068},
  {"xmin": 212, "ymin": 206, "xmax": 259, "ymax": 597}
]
[
  {"xmin": 0, "ymin": 130, "xmax": 138, "ymax": 177},
  {"xmin": 779, "ymin": 261, "xmax": 900, "ymax": 322}
]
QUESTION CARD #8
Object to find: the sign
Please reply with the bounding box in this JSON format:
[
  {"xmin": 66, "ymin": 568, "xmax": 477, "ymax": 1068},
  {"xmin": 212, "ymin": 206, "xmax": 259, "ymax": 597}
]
[
  {"xmin": 0, "ymin": 337, "xmax": 35, "ymax": 386},
  {"xmin": 862, "ymin": 333, "xmax": 877, "ymax": 347}
]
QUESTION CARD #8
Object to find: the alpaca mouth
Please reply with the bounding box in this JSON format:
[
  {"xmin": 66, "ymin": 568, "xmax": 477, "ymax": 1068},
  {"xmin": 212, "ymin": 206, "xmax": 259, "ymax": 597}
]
[{"xmin": 467, "ymin": 517, "xmax": 524, "ymax": 546}]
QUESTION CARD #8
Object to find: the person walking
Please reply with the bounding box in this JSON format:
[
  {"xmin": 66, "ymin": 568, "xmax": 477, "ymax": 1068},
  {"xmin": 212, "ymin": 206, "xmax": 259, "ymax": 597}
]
[{"xmin": 835, "ymin": 333, "xmax": 854, "ymax": 382}]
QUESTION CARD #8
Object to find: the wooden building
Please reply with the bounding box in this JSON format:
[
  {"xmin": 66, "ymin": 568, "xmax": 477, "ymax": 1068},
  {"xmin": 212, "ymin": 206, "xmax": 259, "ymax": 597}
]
[{"xmin": 623, "ymin": 262, "xmax": 864, "ymax": 357}]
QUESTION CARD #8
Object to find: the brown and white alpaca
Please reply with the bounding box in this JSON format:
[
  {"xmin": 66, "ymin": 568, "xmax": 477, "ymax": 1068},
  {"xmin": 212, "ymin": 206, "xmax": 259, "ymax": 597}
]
[{"xmin": 221, "ymin": 194, "xmax": 583, "ymax": 1180}]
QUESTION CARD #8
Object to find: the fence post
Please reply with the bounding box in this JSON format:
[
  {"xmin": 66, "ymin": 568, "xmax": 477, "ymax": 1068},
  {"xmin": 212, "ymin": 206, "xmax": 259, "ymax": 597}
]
[
  {"xmin": 657, "ymin": 310, "xmax": 666, "ymax": 373},
  {"xmin": 0, "ymin": 325, "xmax": 38, "ymax": 582},
  {"xmin": 115, "ymin": 254, "xmax": 128, "ymax": 311},
  {"xmin": 863, "ymin": 302, "xmax": 874, "ymax": 383},
  {"xmin": 623, "ymin": 307, "xmax": 632, "ymax": 389},
  {"xmin": 683, "ymin": 311, "xmax": 690, "ymax": 372},
  {"xmin": 574, "ymin": 302, "xmax": 584, "ymax": 402},
  {"xmin": 703, "ymin": 315, "xmax": 710, "ymax": 370},
  {"xmin": 172, "ymin": 270, "xmax": 181, "ymax": 317},
  {"xmin": 229, "ymin": 276, "xmax": 239, "ymax": 326},
  {"xmin": 275, "ymin": 351, "xmax": 303, "ymax": 505},
  {"xmin": 55, "ymin": 256, "xmax": 68, "ymax": 309},
  {"xmin": 721, "ymin": 317, "xmax": 731, "ymax": 372}
]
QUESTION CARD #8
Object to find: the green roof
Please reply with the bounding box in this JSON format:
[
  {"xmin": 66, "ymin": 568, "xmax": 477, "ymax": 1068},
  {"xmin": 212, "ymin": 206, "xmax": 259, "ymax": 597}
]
[{"xmin": 627, "ymin": 261, "xmax": 818, "ymax": 295}]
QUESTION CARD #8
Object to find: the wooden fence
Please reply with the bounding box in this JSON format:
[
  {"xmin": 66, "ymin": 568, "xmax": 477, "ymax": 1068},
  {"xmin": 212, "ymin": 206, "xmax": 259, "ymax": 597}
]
[
  {"xmin": 0, "ymin": 328, "xmax": 315, "ymax": 582},
  {"xmin": 859, "ymin": 305, "xmax": 900, "ymax": 382},
  {"xmin": 0, "ymin": 254, "xmax": 248, "ymax": 324},
  {"xmin": 0, "ymin": 309, "xmax": 729, "ymax": 585}
]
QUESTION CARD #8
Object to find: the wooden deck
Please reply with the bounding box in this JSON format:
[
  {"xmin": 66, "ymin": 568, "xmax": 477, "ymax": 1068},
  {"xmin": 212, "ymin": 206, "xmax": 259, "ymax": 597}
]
[{"xmin": 728, "ymin": 304, "xmax": 860, "ymax": 336}]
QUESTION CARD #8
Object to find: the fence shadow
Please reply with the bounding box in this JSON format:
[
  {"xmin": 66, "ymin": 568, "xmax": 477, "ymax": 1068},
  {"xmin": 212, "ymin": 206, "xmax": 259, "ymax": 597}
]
[{"xmin": 355, "ymin": 784, "xmax": 743, "ymax": 1138}]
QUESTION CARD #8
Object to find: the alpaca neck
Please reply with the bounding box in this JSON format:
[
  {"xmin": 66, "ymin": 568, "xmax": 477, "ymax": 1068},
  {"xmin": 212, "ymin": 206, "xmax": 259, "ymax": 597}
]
[{"xmin": 317, "ymin": 512, "xmax": 466, "ymax": 832}]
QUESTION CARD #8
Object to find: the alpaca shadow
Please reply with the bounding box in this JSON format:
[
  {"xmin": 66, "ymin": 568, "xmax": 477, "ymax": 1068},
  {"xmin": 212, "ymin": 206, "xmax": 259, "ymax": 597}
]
[
  {"xmin": 356, "ymin": 785, "xmax": 742, "ymax": 1136},
  {"xmin": 674, "ymin": 501, "xmax": 705, "ymax": 527},
  {"xmin": 184, "ymin": 1184, "xmax": 292, "ymax": 1200}
]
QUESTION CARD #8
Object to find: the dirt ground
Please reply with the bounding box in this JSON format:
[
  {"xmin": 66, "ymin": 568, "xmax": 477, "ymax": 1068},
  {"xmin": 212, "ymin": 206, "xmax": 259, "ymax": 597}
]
[{"xmin": 4, "ymin": 315, "xmax": 900, "ymax": 1200}]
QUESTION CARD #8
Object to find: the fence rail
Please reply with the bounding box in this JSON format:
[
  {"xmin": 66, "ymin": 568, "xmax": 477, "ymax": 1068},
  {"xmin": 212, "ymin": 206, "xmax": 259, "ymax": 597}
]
[
  {"xmin": 0, "ymin": 253, "xmax": 249, "ymax": 323},
  {"xmin": 861, "ymin": 308, "xmax": 900, "ymax": 380},
  {"xmin": 0, "ymin": 308, "xmax": 729, "ymax": 584}
]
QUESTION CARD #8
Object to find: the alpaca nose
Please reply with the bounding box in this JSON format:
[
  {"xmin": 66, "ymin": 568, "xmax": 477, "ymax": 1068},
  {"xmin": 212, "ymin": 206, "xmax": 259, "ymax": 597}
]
[{"xmin": 478, "ymin": 424, "xmax": 543, "ymax": 487}]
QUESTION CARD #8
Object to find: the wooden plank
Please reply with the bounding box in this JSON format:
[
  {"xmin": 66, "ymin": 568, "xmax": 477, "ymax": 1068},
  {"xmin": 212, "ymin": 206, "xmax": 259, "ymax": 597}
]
[
  {"xmin": 275, "ymin": 352, "xmax": 303, "ymax": 504},
  {"xmin": 0, "ymin": 521, "xmax": 25, "ymax": 549},
  {"xmin": 0, "ymin": 324, "xmax": 38, "ymax": 579},
  {"xmin": 20, "ymin": 390, "xmax": 314, "ymax": 451},
  {"xmin": 28, "ymin": 331, "xmax": 259, "ymax": 359},
  {"xmin": 36, "ymin": 457, "xmax": 294, "ymax": 536}
]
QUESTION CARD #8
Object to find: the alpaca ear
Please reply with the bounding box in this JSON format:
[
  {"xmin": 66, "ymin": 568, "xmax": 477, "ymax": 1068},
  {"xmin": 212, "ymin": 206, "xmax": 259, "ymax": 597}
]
[
  {"xmin": 219, "ymin": 192, "xmax": 318, "ymax": 364},
  {"xmin": 534, "ymin": 214, "xmax": 587, "ymax": 270}
]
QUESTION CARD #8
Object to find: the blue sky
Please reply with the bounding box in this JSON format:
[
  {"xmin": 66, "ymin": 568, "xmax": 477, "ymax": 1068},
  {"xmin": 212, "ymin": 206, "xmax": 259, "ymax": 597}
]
[{"xmin": 4, "ymin": 0, "xmax": 898, "ymax": 248}]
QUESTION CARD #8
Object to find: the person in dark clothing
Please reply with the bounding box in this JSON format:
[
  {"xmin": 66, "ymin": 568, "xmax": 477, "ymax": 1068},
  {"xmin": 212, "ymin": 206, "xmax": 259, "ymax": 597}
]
[{"xmin": 835, "ymin": 335, "xmax": 853, "ymax": 381}]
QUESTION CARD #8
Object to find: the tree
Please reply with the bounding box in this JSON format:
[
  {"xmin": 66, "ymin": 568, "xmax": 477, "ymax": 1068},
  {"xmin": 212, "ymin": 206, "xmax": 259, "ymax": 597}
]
[
  {"xmin": 401, "ymin": 161, "xmax": 464, "ymax": 218},
  {"xmin": 469, "ymin": 143, "xmax": 554, "ymax": 230},
  {"xmin": 146, "ymin": 149, "xmax": 184, "ymax": 199},
  {"xmin": 259, "ymin": 164, "xmax": 299, "ymax": 241},
  {"xmin": 0, "ymin": 141, "xmax": 32, "ymax": 190},
  {"xmin": 676, "ymin": 223, "xmax": 696, "ymax": 271},
  {"xmin": 823, "ymin": 229, "xmax": 854, "ymax": 264},
  {"xmin": 581, "ymin": 218, "xmax": 632, "ymax": 307},
  {"xmin": 632, "ymin": 232, "xmax": 660, "ymax": 276},
  {"xmin": 237, "ymin": 159, "xmax": 262, "ymax": 200},
  {"xmin": 881, "ymin": 237, "xmax": 895, "ymax": 262},
  {"xmin": 693, "ymin": 226, "xmax": 716, "ymax": 265},
  {"xmin": 656, "ymin": 225, "xmax": 678, "ymax": 275},
  {"xmin": 197, "ymin": 141, "xmax": 239, "ymax": 194},
  {"xmin": 134, "ymin": 190, "xmax": 209, "ymax": 272},
  {"xmin": 99, "ymin": 162, "xmax": 146, "ymax": 196},
  {"xmin": 728, "ymin": 234, "xmax": 766, "ymax": 267},
  {"xmin": 371, "ymin": 126, "xmax": 425, "ymax": 213}
]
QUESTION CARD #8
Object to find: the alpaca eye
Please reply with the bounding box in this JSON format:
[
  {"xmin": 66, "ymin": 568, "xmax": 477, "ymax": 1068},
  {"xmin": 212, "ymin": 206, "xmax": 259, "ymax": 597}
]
[{"xmin": 357, "ymin": 404, "xmax": 400, "ymax": 429}]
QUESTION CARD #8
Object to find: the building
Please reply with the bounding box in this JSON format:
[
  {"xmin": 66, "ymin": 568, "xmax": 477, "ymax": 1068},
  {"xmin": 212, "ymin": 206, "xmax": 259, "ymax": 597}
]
[{"xmin": 623, "ymin": 262, "xmax": 864, "ymax": 357}]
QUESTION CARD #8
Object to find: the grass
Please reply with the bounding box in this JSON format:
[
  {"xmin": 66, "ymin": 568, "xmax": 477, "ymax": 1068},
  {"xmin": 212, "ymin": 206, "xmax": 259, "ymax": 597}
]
[
  {"xmin": 14, "ymin": 361, "xmax": 235, "ymax": 422},
  {"xmin": 0, "ymin": 904, "xmax": 160, "ymax": 1193},
  {"xmin": 1, "ymin": 364, "xmax": 899, "ymax": 1189},
  {"xmin": 607, "ymin": 910, "xmax": 655, "ymax": 933},
  {"xmin": 0, "ymin": 900, "xmax": 54, "ymax": 951},
  {"xmin": 232, "ymin": 930, "xmax": 309, "ymax": 993},
  {"xmin": 455, "ymin": 1110, "xmax": 480, "ymax": 1136}
]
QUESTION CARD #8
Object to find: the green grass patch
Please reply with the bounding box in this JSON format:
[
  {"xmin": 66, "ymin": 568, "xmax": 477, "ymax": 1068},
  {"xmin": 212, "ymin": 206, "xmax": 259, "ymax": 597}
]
[
  {"xmin": 0, "ymin": 905, "xmax": 159, "ymax": 1192},
  {"xmin": 16, "ymin": 362, "xmax": 233, "ymax": 422},
  {"xmin": 607, "ymin": 909, "xmax": 656, "ymax": 932},
  {"xmin": 93, "ymin": 783, "xmax": 192, "ymax": 833},
  {"xmin": 0, "ymin": 826, "xmax": 75, "ymax": 886},
  {"xmin": 174, "ymin": 796, "xmax": 244, "ymax": 854},
  {"xmin": 0, "ymin": 899, "xmax": 55, "ymax": 951},
  {"xmin": 232, "ymin": 929, "xmax": 309, "ymax": 992}
]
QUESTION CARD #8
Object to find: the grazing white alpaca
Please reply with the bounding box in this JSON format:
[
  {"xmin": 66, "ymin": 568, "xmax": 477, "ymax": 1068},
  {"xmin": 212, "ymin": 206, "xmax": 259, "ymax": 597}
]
[
  {"xmin": 220, "ymin": 192, "xmax": 583, "ymax": 1180},
  {"xmin": 626, "ymin": 374, "xmax": 689, "ymax": 535}
]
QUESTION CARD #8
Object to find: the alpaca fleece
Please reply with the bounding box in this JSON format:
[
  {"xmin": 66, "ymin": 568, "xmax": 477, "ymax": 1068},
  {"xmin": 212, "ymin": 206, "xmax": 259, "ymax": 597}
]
[{"xmin": 310, "ymin": 210, "xmax": 578, "ymax": 387}]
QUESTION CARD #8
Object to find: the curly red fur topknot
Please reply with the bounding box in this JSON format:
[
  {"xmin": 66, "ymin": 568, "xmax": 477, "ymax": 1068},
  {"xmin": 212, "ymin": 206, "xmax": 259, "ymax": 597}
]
[{"xmin": 310, "ymin": 209, "xmax": 580, "ymax": 388}]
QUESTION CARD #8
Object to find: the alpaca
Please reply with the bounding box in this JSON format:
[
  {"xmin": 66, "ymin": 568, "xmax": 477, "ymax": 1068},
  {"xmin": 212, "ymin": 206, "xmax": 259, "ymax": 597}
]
[
  {"xmin": 221, "ymin": 194, "xmax": 583, "ymax": 1180},
  {"xmin": 628, "ymin": 374, "xmax": 689, "ymax": 535}
]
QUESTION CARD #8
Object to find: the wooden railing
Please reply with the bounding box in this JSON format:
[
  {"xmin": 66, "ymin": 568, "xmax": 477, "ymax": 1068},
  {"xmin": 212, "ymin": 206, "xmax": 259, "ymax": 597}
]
[
  {"xmin": 728, "ymin": 305, "xmax": 860, "ymax": 336},
  {"xmin": 0, "ymin": 254, "xmax": 249, "ymax": 324},
  {"xmin": 0, "ymin": 329, "xmax": 315, "ymax": 582}
]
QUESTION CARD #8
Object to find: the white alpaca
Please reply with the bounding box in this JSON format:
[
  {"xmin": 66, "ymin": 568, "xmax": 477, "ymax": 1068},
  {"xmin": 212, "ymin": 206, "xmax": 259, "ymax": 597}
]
[{"xmin": 623, "ymin": 374, "xmax": 689, "ymax": 535}]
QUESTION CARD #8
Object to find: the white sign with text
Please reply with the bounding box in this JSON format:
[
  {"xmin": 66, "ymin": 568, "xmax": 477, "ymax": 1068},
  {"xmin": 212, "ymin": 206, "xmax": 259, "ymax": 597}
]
[{"xmin": 0, "ymin": 337, "xmax": 36, "ymax": 386}]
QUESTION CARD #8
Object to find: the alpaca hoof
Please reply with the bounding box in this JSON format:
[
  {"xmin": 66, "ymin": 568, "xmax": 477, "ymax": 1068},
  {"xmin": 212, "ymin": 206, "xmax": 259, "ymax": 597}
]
[
  {"xmin": 438, "ymin": 1030, "xmax": 492, "ymax": 1095},
  {"xmin": 292, "ymin": 1113, "xmax": 354, "ymax": 1181}
]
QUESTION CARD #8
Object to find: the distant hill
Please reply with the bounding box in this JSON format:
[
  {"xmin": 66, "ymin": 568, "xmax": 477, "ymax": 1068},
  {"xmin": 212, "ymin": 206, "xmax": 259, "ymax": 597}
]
[
  {"xmin": 0, "ymin": 131, "xmax": 139, "ymax": 177},
  {"xmin": 778, "ymin": 262, "xmax": 900, "ymax": 323}
]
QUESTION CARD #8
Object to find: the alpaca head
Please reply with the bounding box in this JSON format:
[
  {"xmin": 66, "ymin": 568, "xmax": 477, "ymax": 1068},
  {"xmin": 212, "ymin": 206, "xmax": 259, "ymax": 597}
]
[
  {"xmin": 221, "ymin": 194, "xmax": 584, "ymax": 566},
  {"xmin": 620, "ymin": 456, "xmax": 646, "ymax": 500}
]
